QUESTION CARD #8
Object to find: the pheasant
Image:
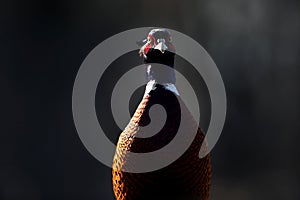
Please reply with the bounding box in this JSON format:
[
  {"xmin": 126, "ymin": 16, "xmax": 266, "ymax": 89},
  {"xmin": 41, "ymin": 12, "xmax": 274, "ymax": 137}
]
[{"xmin": 112, "ymin": 29, "xmax": 212, "ymax": 200}]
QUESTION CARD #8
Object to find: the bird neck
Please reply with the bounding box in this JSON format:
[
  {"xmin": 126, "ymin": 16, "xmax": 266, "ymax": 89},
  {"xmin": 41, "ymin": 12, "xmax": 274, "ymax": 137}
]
[
  {"xmin": 145, "ymin": 63, "xmax": 176, "ymax": 84},
  {"xmin": 144, "ymin": 63, "xmax": 179, "ymax": 96}
]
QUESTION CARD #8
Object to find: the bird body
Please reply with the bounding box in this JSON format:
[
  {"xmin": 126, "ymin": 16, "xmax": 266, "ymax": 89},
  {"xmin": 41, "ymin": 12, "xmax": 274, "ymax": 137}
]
[{"xmin": 112, "ymin": 29, "xmax": 212, "ymax": 200}]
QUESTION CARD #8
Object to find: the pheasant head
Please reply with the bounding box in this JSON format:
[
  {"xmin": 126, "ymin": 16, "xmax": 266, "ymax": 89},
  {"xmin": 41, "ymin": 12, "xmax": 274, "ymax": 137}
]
[
  {"xmin": 139, "ymin": 28, "xmax": 175, "ymax": 67},
  {"xmin": 138, "ymin": 28, "xmax": 176, "ymax": 83}
]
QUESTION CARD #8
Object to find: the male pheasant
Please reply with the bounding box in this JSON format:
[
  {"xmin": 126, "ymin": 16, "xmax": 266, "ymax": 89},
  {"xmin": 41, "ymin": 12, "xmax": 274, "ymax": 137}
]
[{"xmin": 112, "ymin": 29, "xmax": 212, "ymax": 200}]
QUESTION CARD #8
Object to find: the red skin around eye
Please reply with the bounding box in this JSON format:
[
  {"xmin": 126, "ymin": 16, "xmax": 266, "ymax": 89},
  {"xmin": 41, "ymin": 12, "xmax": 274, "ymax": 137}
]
[
  {"xmin": 144, "ymin": 44, "xmax": 151, "ymax": 54},
  {"xmin": 144, "ymin": 34, "xmax": 155, "ymax": 54}
]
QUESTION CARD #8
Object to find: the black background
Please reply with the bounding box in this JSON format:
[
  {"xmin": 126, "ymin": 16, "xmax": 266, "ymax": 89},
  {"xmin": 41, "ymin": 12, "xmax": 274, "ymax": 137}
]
[{"xmin": 1, "ymin": 0, "xmax": 299, "ymax": 199}]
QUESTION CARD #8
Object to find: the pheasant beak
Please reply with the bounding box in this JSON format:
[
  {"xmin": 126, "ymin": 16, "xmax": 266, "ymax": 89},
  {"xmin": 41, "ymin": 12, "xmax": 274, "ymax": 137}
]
[{"xmin": 154, "ymin": 39, "xmax": 168, "ymax": 53}]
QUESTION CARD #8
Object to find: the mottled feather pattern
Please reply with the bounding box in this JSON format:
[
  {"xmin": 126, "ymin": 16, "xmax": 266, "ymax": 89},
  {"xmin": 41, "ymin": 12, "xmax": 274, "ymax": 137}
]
[{"xmin": 112, "ymin": 86, "xmax": 212, "ymax": 200}]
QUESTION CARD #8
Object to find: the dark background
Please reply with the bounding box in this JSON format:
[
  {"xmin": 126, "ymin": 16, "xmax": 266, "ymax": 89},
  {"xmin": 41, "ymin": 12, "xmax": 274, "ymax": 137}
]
[{"xmin": 1, "ymin": 0, "xmax": 299, "ymax": 199}]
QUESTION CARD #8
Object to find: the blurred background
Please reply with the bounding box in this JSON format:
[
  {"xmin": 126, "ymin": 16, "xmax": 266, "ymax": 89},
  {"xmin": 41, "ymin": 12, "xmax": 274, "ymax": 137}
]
[{"xmin": 1, "ymin": 0, "xmax": 299, "ymax": 199}]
